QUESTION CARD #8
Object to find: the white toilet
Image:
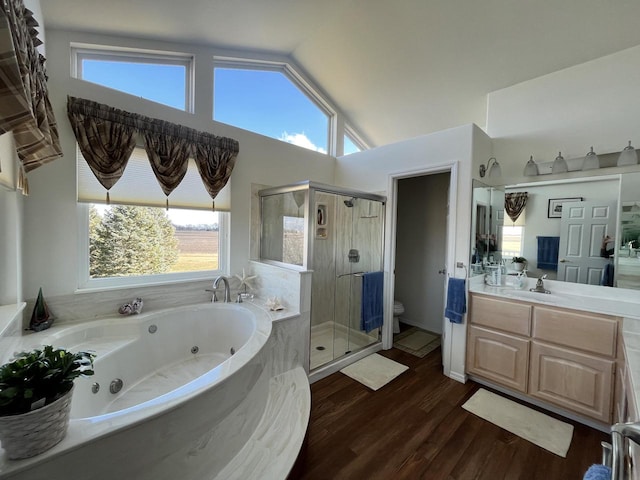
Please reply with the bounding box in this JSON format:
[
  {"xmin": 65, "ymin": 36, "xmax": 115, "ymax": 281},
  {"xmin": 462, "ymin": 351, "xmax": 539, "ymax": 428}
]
[{"xmin": 393, "ymin": 300, "xmax": 405, "ymax": 334}]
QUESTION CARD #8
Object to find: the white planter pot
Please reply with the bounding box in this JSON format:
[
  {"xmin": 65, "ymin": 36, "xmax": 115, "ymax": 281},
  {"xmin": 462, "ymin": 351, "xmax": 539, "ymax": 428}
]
[
  {"xmin": 0, "ymin": 386, "xmax": 73, "ymax": 460},
  {"xmin": 513, "ymin": 262, "xmax": 525, "ymax": 272}
]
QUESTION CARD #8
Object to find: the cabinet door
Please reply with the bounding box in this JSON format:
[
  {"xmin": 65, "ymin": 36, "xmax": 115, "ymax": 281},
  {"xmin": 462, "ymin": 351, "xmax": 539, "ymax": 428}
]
[
  {"xmin": 529, "ymin": 341, "xmax": 614, "ymax": 423},
  {"xmin": 467, "ymin": 325, "xmax": 529, "ymax": 392}
]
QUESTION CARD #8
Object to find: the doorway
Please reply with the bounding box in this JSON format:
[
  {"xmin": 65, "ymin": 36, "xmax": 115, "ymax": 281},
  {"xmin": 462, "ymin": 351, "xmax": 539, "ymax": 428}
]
[
  {"xmin": 392, "ymin": 172, "xmax": 451, "ymax": 350},
  {"xmin": 382, "ymin": 162, "xmax": 458, "ymax": 375}
]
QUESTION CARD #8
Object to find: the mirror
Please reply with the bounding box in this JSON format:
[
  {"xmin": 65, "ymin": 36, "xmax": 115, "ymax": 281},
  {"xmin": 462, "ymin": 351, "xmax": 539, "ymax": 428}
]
[
  {"xmin": 491, "ymin": 172, "xmax": 640, "ymax": 290},
  {"xmin": 470, "ymin": 180, "xmax": 505, "ymax": 276},
  {"xmin": 618, "ymin": 172, "xmax": 640, "ymax": 289}
]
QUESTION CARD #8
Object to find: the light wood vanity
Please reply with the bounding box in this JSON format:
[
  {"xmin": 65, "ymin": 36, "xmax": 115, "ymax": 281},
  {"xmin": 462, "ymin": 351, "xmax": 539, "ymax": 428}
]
[{"xmin": 467, "ymin": 292, "xmax": 622, "ymax": 425}]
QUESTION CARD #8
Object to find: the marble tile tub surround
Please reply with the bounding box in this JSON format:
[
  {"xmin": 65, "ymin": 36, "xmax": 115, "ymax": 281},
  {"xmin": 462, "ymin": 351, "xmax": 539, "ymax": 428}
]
[{"xmin": 14, "ymin": 260, "xmax": 307, "ymax": 331}]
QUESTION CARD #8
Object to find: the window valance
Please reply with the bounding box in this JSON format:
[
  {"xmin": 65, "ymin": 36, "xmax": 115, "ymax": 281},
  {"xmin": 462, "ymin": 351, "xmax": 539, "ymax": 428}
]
[
  {"xmin": 0, "ymin": 0, "xmax": 62, "ymax": 189},
  {"xmin": 505, "ymin": 192, "xmax": 528, "ymax": 223},
  {"xmin": 67, "ymin": 96, "xmax": 239, "ymax": 209}
]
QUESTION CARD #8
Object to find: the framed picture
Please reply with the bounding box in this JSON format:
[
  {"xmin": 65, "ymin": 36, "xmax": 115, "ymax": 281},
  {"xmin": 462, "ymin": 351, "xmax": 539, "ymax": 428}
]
[{"xmin": 547, "ymin": 197, "xmax": 583, "ymax": 218}]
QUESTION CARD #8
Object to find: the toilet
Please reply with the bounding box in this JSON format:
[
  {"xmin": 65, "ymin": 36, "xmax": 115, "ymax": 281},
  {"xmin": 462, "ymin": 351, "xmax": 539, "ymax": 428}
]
[{"xmin": 393, "ymin": 300, "xmax": 405, "ymax": 334}]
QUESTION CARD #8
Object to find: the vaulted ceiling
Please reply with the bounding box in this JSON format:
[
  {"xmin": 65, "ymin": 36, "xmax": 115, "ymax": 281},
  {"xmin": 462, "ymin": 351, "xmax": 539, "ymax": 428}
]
[{"xmin": 41, "ymin": 0, "xmax": 640, "ymax": 148}]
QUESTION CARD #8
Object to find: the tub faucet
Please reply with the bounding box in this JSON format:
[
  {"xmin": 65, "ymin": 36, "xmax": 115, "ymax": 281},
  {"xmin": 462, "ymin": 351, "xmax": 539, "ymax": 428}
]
[{"xmin": 212, "ymin": 276, "xmax": 231, "ymax": 303}]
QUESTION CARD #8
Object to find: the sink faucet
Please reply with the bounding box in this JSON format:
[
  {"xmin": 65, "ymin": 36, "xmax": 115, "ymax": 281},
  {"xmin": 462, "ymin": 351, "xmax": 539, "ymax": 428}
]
[
  {"xmin": 212, "ymin": 276, "xmax": 231, "ymax": 302},
  {"xmin": 530, "ymin": 274, "xmax": 551, "ymax": 294}
]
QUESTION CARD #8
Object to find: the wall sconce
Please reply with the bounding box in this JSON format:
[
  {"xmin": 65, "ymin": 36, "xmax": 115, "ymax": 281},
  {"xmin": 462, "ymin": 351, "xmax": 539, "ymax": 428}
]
[
  {"xmin": 479, "ymin": 157, "xmax": 501, "ymax": 178},
  {"xmin": 582, "ymin": 146, "xmax": 600, "ymax": 170},
  {"xmin": 523, "ymin": 155, "xmax": 539, "ymax": 176},
  {"xmin": 617, "ymin": 141, "xmax": 638, "ymax": 167}
]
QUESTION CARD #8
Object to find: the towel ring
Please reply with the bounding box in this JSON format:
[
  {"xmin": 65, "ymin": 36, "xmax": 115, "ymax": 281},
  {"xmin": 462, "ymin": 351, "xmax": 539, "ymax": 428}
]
[{"xmin": 448, "ymin": 262, "xmax": 468, "ymax": 279}]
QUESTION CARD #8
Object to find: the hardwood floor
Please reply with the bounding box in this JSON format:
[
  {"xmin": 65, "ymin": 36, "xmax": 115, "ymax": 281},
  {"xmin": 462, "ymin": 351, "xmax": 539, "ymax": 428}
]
[{"xmin": 290, "ymin": 347, "xmax": 609, "ymax": 480}]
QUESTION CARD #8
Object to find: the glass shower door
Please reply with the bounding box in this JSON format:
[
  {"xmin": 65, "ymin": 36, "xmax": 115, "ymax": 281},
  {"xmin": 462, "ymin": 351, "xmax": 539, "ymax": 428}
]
[{"xmin": 332, "ymin": 196, "xmax": 383, "ymax": 359}]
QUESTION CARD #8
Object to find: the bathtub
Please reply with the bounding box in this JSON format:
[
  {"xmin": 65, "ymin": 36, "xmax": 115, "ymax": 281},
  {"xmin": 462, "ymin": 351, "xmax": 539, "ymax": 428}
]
[{"xmin": 0, "ymin": 302, "xmax": 276, "ymax": 480}]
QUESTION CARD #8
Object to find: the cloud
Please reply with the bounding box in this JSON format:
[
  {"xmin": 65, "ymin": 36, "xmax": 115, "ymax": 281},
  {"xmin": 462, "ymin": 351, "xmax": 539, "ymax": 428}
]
[{"xmin": 280, "ymin": 132, "xmax": 327, "ymax": 154}]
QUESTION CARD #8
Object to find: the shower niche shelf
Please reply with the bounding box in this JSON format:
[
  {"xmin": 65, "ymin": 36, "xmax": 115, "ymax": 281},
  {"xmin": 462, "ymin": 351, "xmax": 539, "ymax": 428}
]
[{"xmin": 316, "ymin": 203, "xmax": 328, "ymax": 239}]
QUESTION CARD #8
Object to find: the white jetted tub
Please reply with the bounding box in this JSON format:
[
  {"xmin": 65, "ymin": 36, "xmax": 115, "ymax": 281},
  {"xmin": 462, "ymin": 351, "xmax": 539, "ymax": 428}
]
[{"xmin": 0, "ymin": 302, "xmax": 276, "ymax": 480}]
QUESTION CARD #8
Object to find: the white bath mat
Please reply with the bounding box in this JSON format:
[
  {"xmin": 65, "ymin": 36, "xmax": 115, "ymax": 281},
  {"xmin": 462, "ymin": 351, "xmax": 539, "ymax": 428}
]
[
  {"xmin": 395, "ymin": 330, "xmax": 438, "ymax": 351},
  {"xmin": 462, "ymin": 389, "xmax": 574, "ymax": 457},
  {"xmin": 340, "ymin": 353, "xmax": 409, "ymax": 391}
]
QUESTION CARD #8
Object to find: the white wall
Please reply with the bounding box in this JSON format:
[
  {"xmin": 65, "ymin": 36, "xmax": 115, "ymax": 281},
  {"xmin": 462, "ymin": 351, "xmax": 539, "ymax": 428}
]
[
  {"xmin": 21, "ymin": 29, "xmax": 335, "ymax": 299},
  {"xmin": 335, "ymin": 123, "xmax": 492, "ymax": 382},
  {"xmin": 488, "ymin": 44, "xmax": 640, "ymax": 186},
  {"xmin": 0, "ymin": 135, "xmax": 22, "ymax": 305}
]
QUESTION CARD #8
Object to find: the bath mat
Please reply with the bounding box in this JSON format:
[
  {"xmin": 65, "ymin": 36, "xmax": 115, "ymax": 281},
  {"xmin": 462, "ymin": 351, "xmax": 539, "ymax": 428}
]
[
  {"xmin": 394, "ymin": 327, "xmax": 441, "ymax": 357},
  {"xmin": 462, "ymin": 389, "xmax": 574, "ymax": 457},
  {"xmin": 340, "ymin": 353, "xmax": 409, "ymax": 391}
]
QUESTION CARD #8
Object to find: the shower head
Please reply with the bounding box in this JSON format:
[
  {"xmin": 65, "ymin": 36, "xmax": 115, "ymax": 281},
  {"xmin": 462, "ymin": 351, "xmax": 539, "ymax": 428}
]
[{"xmin": 344, "ymin": 197, "xmax": 356, "ymax": 207}]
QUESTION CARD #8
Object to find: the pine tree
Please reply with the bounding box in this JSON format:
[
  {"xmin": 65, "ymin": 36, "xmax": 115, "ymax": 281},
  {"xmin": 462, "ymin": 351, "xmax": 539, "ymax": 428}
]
[{"xmin": 90, "ymin": 206, "xmax": 179, "ymax": 277}]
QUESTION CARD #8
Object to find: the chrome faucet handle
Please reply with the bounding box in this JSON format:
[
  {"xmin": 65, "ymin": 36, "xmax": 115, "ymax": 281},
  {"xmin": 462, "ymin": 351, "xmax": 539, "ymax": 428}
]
[
  {"xmin": 236, "ymin": 293, "xmax": 243, "ymax": 303},
  {"xmin": 205, "ymin": 288, "xmax": 218, "ymax": 302}
]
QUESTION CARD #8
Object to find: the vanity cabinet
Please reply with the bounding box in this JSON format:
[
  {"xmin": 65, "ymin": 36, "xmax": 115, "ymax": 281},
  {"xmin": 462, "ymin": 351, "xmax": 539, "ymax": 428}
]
[
  {"xmin": 467, "ymin": 293, "xmax": 621, "ymax": 424},
  {"xmin": 466, "ymin": 295, "xmax": 531, "ymax": 392}
]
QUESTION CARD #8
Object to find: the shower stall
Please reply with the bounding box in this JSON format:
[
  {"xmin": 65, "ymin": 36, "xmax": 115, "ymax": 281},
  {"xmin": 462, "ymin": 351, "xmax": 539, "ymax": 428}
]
[{"xmin": 259, "ymin": 181, "xmax": 386, "ymax": 372}]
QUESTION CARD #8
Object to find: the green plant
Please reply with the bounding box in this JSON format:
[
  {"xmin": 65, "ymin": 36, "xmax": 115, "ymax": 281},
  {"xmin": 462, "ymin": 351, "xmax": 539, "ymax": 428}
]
[
  {"xmin": 0, "ymin": 346, "xmax": 95, "ymax": 416},
  {"xmin": 512, "ymin": 256, "xmax": 527, "ymax": 263}
]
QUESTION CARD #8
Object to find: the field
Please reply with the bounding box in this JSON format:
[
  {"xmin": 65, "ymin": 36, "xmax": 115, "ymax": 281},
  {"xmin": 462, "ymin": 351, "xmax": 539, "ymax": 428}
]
[{"xmin": 170, "ymin": 230, "xmax": 219, "ymax": 272}]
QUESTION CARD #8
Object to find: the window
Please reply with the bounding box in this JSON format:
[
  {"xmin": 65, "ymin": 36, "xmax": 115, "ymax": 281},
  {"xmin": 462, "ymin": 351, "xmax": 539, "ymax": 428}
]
[
  {"xmin": 342, "ymin": 125, "xmax": 368, "ymax": 156},
  {"xmin": 80, "ymin": 203, "xmax": 228, "ymax": 289},
  {"xmin": 214, "ymin": 60, "xmax": 331, "ymax": 154},
  {"xmin": 73, "ymin": 47, "xmax": 226, "ymax": 289},
  {"xmin": 343, "ymin": 134, "xmax": 361, "ymax": 156},
  {"xmin": 74, "ymin": 47, "xmax": 192, "ymax": 111},
  {"xmin": 502, "ymin": 225, "xmax": 524, "ymax": 258}
]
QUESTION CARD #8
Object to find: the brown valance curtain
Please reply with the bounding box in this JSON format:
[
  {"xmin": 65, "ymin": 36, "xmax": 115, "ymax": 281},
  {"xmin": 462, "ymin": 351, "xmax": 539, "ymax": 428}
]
[
  {"xmin": 505, "ymin": 192, "xmax": 528, "ymax": 223},
  {"xmin": 67, "ymin": 96, "xmax": 239, "ymax": 208},
  {"xmin": 0, "ymin": 0, "xmax": 62, "ymax": 188}
]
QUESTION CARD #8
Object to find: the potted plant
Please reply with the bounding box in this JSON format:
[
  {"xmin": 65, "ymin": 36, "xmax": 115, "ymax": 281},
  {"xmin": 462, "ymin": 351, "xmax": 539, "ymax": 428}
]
[
  {"xmin": 0, "ymin": 346, "xmax": 95, "ymax": 459},
  {"xmin": 512, "ymin": 256, "xmax": 527, "ymax": 272}
]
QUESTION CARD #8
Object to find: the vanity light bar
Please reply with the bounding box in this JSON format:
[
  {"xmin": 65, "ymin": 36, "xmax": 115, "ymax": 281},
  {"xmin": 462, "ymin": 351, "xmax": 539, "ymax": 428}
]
[{"xmin": 524, "ymin": 142, "xmax": 639, "ymax": 176}]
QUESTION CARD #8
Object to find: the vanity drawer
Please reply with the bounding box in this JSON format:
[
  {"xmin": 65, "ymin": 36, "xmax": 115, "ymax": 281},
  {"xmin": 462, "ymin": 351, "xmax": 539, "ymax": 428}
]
[
  {"xmin": 470, "ymin": 294, "xmax": 531, "ymax": 336},
  {"xmin": 532, "ymin": 306, "xmax": 619, "ymax": 357}
]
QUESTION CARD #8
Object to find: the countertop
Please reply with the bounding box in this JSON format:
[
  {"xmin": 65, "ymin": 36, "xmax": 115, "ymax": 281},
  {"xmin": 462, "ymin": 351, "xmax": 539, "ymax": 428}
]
[{"xmin": 469, "ymin": 276, "xmax": 640, "ymax": 320}]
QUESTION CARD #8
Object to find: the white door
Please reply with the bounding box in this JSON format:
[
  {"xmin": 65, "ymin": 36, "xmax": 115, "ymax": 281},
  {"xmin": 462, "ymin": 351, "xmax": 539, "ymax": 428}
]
[{"xmin": 557, "ymin": 201, "xmax": 616, "ymax": 284}]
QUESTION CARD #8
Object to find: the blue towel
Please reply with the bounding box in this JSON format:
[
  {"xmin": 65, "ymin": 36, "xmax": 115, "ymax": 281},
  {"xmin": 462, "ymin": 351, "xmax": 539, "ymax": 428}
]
[
  {"xmin": 601, "ymin": 263, "xmax": 614, "ymax": 287},
  {"xmin": 537, "ymin": 236, "xmax": 560, "ymax": 271},
  {"xmin": 445, "ymin": 277, "xmax": 466, "ymax": 324},
  {"xmin": 361, "ymin": 271, "xmax": 384, "ymax": 333},
  {"xmin": 582, "ymin": 464, "xmax": 611, "ymax": 480}
]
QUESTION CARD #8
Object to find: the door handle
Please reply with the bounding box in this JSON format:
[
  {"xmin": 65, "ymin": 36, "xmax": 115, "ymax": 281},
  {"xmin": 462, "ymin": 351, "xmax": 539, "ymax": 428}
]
[
  {"xmin": 559, "ymin": 259, "xmax": 569, "ymax": 263},
  {"xmin": 438, "ymin": 268, "xmax": 447, "ymax": 275}
]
